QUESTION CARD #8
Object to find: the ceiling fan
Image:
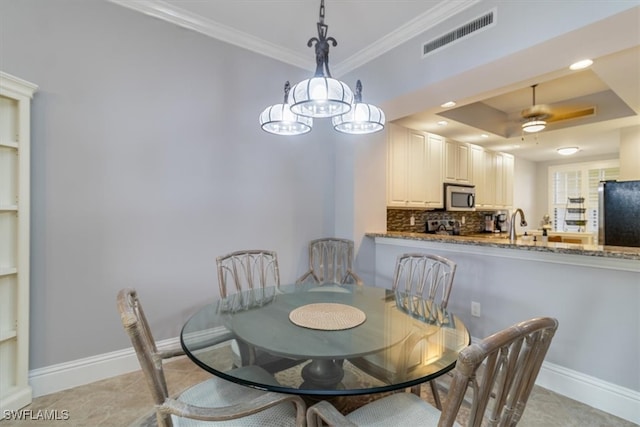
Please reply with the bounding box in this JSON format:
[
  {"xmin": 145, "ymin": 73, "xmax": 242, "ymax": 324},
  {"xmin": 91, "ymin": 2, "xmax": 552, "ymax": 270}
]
[
  {"xmin": 520, "ymin": 84, "xmax": 596, "ymax": 134},
  {"xmin": 521, "ymin": 85, "xmax": 551, "ymax": 133}
]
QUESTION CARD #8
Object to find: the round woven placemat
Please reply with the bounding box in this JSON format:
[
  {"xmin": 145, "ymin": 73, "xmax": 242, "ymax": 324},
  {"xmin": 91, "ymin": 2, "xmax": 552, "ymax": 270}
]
[{"xmin": 289, "ymin": 303, "xmax": 366, "ymax": 330}]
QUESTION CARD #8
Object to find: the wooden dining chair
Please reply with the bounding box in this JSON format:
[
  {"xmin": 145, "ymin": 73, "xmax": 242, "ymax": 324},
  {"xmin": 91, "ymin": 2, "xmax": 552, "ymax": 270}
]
[
  {"xmin": 308, "ymin": 317, "xmax": 559, "ymax": 427},
  {"xmin": 216, "ymin": 249, "xmax": 302, "ymax": 372},
  {"xmin": 116, "ymin": 288, "xmax": 306, "ymax": 427},
  {"xmin": 349, "ymin": 253, "xmax": 457, "ymax": 408},
  {"xmin": 296, "ymin": 238, "xmax": 363, "ymax": 287},
  {"xmin": 216, "ymin": 249, "xmax": 280, "ymax": 297}
]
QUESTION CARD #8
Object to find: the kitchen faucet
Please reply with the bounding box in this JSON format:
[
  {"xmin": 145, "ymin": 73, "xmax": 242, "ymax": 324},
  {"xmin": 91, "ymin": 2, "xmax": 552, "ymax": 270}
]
[{"xmin": 509, "ymin": 208, "xmax": 528, "ymax": 243}]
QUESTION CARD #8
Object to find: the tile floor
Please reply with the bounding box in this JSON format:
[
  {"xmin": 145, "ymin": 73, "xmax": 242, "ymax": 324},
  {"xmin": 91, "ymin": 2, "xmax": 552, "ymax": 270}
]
[{"xmin": 2, "ymin": 356, "xmax": 636, "ymax": 427}]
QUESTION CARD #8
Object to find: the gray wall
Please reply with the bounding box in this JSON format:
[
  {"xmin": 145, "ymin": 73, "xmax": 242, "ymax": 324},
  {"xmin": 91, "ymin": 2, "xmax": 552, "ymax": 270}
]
[{"xmin": 0, "ymin": 0, "xmax": 337, "ymax": 369}]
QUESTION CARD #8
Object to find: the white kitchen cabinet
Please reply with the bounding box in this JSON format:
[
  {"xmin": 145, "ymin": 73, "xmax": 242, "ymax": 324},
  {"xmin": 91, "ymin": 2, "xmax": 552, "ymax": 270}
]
[
  {"xmin": 470, "ymin": 144, "xmax": 486, "ymax": 204},
  {"xmin": 386, "ymin": 124, "xmax": 443, "ymax": 208},
  {"xmin": 469, "ymin": 146, "xmax": 513, "ymax": 210},
  {"xmin": 386, "ymin": 123, "xmax": 410, "ymax": 207},
  {"xmin": 503, "ymin": 152, "xmax": 514, "ymax": 208},
  {"xmin": 472, "ymin": 146, "xmax": 497, "ymax": 208},
  {"xmin": 0, "ymin": 72, "xmax": 36, "ymax": 413},
  {"xmin": 494, "ymin": 152, "xmax": 514, "ymax": 209},
  {"xmin": 444, "ymin": 139, "xmax": 470, "ymax": 184},
  {"xmin": 406, "ymin": 130, "xmax": 431, "ymax": 205},
  {"xmin": 424, "ymin": 132, "xmax": 444, "ymax": 207}
]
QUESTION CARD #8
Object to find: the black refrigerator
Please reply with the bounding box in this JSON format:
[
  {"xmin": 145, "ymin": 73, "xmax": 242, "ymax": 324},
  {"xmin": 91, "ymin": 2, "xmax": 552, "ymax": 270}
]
[{"xmin": 598, "ymin": 180, "xmax": 640, "ymax": 247}]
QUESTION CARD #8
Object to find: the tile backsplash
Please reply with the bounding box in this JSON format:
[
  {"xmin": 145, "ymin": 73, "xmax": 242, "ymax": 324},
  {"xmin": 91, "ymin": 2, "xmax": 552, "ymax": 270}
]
[{"xmin": 387, "ymin": 209, "xmax": 507, "ymax": 234}]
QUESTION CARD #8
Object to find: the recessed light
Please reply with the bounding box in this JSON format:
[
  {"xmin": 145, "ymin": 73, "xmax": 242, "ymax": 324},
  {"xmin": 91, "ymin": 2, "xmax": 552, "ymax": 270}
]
[
  {"xmin": 437, "ymin": 120, "xmax": 448, "ymax": 126},
  {"xmin": 569, "ymin": 59, "xmax": 593, "ymax": 70},
  {"xmin": 557, "ymin": 147, "xmax": 579, "ymax": 155},
  {"xmin": 481, "ymin": 134, "xmax": 489, "ymax": 138},
  {"xmin": 441, "ymin": 101, "xmax": 456, "ymax": 108}
]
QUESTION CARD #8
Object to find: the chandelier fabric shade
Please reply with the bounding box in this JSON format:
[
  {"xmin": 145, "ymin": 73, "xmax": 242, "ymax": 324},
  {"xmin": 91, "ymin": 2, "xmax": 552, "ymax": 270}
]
[
  {"xmin": 289, "ymin": 76, "xmax": 353, "ymax": 118},
  {"xmin": 333, "ymin": 80, "xmax": 385, "ymax": 134},
  {"xmin": 259, "ymin": 81, "xmax": 312, "ymax": 136},
  {"xmin": 259, "ymin": 103, "xmax": 313, "ymax": 136},
  {"xmin": 259, "ymin": 0, "xmax": 384, "ymax": 136}
]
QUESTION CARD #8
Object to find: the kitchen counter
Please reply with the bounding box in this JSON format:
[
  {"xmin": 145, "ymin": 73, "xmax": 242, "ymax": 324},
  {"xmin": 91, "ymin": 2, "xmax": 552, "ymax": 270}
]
[{"xmin": 365, "ymin": 231, "xmax": 640, "ymax": 262}]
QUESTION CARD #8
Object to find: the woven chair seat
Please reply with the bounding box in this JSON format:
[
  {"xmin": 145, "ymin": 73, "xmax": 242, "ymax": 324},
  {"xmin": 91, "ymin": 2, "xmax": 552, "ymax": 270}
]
[
  {"xmin": 174, "ymin": 366, "xmax": 298, "ymax": 427},
  {"xmin": 345, "ymin": 393, "xmax": 461, "ymax": 427}
]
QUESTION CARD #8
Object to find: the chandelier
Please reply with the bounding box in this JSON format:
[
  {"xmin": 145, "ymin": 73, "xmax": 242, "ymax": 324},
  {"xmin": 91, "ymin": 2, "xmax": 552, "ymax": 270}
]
[{"xmin": 259, "ymin": 0, "xmax": 385, "ymax": 136}]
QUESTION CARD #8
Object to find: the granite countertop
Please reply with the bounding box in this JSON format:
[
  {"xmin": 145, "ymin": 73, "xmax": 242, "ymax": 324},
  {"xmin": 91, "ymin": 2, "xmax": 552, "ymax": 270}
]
[{"xmin": 366, "ymin": 231, "xmax": 640, "ymax": 261}]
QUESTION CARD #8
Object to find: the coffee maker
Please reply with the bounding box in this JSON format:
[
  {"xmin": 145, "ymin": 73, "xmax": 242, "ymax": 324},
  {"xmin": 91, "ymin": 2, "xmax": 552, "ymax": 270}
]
[
  {"xmin": 495, "ymin": 212, "xmax": 508, "ymax": 233},
  {"xmin": 484, "ymin": 214, "xmax": 495, "ymax": 232}
]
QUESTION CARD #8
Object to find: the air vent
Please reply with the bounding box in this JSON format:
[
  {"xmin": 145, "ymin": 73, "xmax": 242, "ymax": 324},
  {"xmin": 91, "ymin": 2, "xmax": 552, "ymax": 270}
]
[{"xmin": 423, "ymin": 9, "xmax": 496, "ymax": 57}]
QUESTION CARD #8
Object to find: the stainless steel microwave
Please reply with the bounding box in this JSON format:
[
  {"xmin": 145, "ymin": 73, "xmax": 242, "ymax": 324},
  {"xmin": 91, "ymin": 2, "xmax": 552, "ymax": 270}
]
[{"xmin": 445, "ymin": 184, "xmax": 476, "ymax": 211}]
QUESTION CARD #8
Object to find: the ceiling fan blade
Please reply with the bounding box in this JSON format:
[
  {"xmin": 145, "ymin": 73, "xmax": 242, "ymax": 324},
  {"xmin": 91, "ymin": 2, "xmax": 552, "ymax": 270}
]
[{"xmin": 546, "ymin": 106, "xmax": 596, "ymax": 123}]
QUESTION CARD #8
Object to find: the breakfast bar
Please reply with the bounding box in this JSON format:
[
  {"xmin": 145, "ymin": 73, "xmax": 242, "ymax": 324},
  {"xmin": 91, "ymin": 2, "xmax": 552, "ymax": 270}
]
[
  {"xmin": 365, "ymin": 231, "xmax": 640, "ymax": 423},
  {"xmin": 366, "ymin": 231, "xmax": 640, "ymax": 263}
]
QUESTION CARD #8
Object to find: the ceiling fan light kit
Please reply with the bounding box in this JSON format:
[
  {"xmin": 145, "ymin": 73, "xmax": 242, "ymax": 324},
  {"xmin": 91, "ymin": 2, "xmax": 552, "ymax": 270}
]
[
  {"xmin": 521, "ymin": 84, "xmax": 549, "ymax": 133},
  {"xmin": 259, "ymin": 0, "xmax": 384, "ymax": 136},
  {"xmin": 522, "ymin": 119, "xmax": 546, "ymax": 133}
]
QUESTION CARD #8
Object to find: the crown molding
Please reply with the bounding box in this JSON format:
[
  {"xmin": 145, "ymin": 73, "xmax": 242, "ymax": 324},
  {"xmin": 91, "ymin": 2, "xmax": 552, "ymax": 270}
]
[
  {"xmin": 107, "ymin": 0, "xmax": 314, "ymax": 71},
  {"xmin": 108, "ymin": 0, "xmax": 479, "ymax": 75}
]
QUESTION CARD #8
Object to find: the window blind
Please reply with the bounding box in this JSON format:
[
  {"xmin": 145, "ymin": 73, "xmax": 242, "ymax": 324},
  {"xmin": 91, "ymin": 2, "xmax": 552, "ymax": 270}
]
[{"xmin": 548, "ymin": 161, "xmax": 619, "ymax": 233}]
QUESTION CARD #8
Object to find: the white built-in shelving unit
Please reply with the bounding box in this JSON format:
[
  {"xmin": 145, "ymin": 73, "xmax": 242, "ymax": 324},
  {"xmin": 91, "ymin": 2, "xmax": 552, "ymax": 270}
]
[{"xmin": 0, "ymin": 71, "xmax": 37, "ymax": 412}]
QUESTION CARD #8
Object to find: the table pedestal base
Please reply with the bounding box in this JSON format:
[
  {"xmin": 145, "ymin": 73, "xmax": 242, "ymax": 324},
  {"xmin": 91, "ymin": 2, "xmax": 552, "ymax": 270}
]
[{"xmin": 301, "ymin": 359, "xmax": 344, "ymax": 390}]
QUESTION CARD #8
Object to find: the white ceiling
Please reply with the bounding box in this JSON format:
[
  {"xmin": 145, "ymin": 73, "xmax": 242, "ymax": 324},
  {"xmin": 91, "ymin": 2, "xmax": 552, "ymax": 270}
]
[{"xmin": 110, "ymin": 0, "xmax": 640, "ymax": 162}]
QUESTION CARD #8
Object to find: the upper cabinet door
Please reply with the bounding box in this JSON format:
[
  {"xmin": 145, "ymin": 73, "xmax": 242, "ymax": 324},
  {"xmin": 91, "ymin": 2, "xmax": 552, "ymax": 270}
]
[
  {"xmin": 407, "ymin": 130, "xmax": 430, "ymax": 205},
  {"xmin": 425, "ymin": 133, "xmax": 444, "ymax": 207},
  {"xmin": 387, "ymin": 123, "xmax": 409, "ymax": 208},
  {"xmin": 444, "ymin": 139, "xmax": 470, "ymax": 184},
  {"xmin": 492, "ymin": 152, "xmax": 514, "ymax": 209}
]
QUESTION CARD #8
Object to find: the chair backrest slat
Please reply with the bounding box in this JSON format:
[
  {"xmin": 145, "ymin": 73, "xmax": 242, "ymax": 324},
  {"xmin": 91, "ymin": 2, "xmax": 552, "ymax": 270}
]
[
  {"xmin": 297, "ymin": 238, "xmax": 363, "ymax": 286},
  {"xmin": 392, "ymin": 253, "xmax": 457, "ymax": 310},
  {"xmin": 438, "ymin": 317, "xmax": 559, "ymax": 427},
  {"xmin": 216, "ymin": 250, "xmax": 280, "ymax": 297}
]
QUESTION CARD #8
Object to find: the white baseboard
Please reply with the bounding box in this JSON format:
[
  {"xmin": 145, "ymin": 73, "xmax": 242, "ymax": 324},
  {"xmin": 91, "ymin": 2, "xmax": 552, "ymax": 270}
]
[
  {"xmin": 29, "ymin": 337, "xmax": 639, "ymax": 425},
  {"xmin": 536, "ymin": 361, "xmax": 640, "ymax": 425},
  {"xmin": 29, "ymin": 336, "xmax": 181, "ymax": 398}
]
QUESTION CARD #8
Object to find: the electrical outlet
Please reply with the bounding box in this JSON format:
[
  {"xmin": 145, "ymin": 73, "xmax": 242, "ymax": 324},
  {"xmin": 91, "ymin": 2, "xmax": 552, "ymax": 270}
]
[
  {"xmin": 471, "ymin": 301, "xmax": 481, "ymax": 317},
  {"xmin": 410, "ymin": 215, "xmax": 415, "ymax": 226}
]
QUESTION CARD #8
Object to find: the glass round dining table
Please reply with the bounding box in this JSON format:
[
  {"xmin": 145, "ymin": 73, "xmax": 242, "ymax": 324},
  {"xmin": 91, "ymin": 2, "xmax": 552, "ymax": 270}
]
[{"xmin": 181, "ymin": 283, "xmax": 469, "ymax": 397}]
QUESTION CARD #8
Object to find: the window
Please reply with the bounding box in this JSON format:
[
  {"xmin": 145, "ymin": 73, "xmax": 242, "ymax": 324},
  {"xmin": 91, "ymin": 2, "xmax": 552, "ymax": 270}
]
[{"xmin": 548, "ymin": 160, "xmax": 619, "ymax": 233}]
